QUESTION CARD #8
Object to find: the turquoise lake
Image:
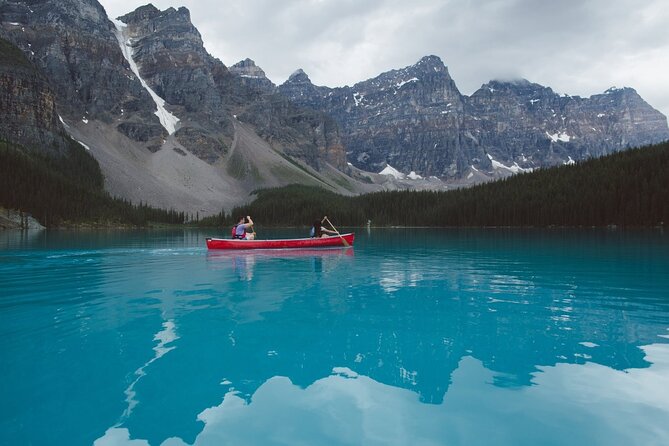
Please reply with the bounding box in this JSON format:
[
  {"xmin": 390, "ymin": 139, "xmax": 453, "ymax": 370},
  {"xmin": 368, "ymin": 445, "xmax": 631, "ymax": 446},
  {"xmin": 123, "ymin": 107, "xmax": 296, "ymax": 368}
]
[{"xmin": 1, "ymin": 228, "xmax": 668, "ymax": 445}]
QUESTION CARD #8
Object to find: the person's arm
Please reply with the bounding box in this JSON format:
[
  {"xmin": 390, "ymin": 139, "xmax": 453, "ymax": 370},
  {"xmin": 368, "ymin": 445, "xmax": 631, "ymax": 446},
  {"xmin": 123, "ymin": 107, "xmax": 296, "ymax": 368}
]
[
  {"xmin": 245, "ymin": 216, "xmax": 254, "ymax": 228},
  {"xmin": 321, "ymin": 226, "xmax": 337, "ymax": 235},
  {"xmin": 321, "ymin": 216, "xmax": 337, "ymax": 234}
]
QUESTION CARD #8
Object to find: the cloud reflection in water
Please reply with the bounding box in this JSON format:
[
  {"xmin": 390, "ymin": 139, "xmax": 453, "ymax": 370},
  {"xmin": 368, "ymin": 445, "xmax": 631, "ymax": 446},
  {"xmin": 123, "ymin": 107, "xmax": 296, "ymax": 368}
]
[{"xmin": 96, "ymin": 343, "xmax": 669, "ymax": 446}]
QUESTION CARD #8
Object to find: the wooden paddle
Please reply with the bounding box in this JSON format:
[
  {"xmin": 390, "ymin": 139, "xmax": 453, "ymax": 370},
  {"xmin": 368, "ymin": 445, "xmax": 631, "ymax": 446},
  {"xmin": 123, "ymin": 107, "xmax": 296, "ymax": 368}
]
[{"xmin": 324, "ymin": 216, "xmax": 349, "ymax": 247}]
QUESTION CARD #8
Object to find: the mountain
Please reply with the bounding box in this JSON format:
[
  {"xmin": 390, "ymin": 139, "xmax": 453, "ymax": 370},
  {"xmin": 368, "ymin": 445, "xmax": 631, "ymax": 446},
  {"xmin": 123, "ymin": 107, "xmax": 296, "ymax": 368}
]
[
  {"xmin": 278, "ymin": 56, "xmax": 669, "ymax": 181},
  {"xmin": 0, "ymin": 1, "xmax": 368, "ymax": 216},
  {"xmin": 1, "ymin": 1, "xmax": 667, "ymax": 219}
]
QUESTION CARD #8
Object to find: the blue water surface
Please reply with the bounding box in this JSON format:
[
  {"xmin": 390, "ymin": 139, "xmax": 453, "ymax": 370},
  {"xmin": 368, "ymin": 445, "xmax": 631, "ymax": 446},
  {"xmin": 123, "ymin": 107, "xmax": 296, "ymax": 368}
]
[{"xmin": 1, "ymin": 228, "xmax": 668, "ymax": 446}]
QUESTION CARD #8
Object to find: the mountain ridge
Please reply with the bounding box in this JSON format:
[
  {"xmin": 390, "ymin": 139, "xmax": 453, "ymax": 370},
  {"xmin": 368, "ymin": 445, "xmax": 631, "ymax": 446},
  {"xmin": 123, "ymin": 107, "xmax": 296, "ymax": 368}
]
[
  {"xmin": 1, "ymin": 0, "xmax": 668, "ymax": 216},
  {"xmin": 276, "ymin": 55, "xmax": 669, "ymax": 180},
  {"xmin": 0, "ymin": 1, "xmax": 371, "ymax": 215}
]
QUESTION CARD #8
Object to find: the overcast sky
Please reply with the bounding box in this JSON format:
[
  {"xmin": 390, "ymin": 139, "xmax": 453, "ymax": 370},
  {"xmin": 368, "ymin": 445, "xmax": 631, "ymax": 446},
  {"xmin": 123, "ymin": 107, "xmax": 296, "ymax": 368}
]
[{"xmin": 100, "ymin": 0, "xmax": 669, "ymax": 118}]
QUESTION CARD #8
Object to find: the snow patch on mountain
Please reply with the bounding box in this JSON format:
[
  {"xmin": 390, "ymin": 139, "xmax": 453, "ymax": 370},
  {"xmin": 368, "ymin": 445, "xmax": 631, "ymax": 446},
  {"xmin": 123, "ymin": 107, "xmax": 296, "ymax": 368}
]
[
  {"xmin": 113, "ymin": 19, "xmax": 179, "ymax": 135},
  {"xmin": 396, "ymin": 78, "xmax": 418, "ymax": 89},
  {"xmin": 546, "ymin": 131, "xmax": 572, "ymax": 143},
  {"xmin": 75, "ymin": 139, "xmax": 91, "ymax": 151},
  {"xmin": 379, "ymin": 164, "xmax": 406, "ymax": 179},
  {"xmin": 379, "ymin": 165, "xmax": 424, "ymax": 180},
  {"xmin": 487, "ymin": 154, "xmax": 533, "ymax": 173}
]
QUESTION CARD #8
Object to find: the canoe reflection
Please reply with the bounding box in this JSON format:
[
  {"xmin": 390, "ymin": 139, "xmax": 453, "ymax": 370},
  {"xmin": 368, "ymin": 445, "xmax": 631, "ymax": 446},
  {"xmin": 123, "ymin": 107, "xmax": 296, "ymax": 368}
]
[{"xmin": 206, "ymin": 248, "xmax": 354, "ymax": 280}]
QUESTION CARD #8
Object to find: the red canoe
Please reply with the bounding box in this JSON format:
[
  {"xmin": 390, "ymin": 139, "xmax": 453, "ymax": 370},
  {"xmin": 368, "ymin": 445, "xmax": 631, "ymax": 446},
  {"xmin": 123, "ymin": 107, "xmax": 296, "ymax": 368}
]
[{"xmin": 206, "ymin": 233, "xmax": 355, "ymax": 250}]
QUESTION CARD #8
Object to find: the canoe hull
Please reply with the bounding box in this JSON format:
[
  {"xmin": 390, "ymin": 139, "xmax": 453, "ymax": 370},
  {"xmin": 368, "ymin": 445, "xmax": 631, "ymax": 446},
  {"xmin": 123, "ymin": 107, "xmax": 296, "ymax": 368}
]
[{"xmin": 206, "ymin": 233, "xmax": 354, "ymax": 250}]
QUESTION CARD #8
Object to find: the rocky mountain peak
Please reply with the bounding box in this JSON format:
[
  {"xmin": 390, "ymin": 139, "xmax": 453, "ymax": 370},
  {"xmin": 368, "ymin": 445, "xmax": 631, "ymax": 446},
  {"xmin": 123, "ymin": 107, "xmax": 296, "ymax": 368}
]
[
  {"xmin": 230, "ymin": 58, "xmax": 275, "ymax": 94},
  {"xmin": 231, "ymin": 58, "xmax": 267, "ymax": 78},
  {"xmin": 598, "ymin": 87, "xmax": 653, "ymax": 107},
  {"xmin": 119, "ymin": 4, "xmax": 191, "ymax": 23},
  {"xmin": 119, "ymin": 4, "xmax": 197, "ymax": 38},
  {"xmin": 277, "ymin": 68, "xmax": 330, "ymax": 111},
  {"xmin": 352, "ymin": 55, "xmax": 458, "ymax": 99},
  {"xmin": 287, "ymin": 68, "xmax": 312, "ymax": 84},
  {"xmin": 488, "ymin": 78, "xmax": 531, "ymax": 89},
  {"xmin": 233, "ymin": 58, "xmax": 257, "ymax": 68},
  {"xmin": 604, "ymin": 86, "xmax": 629, "ymax": 94},
  {"xmin": 117, "ymin": 3, "xmax": 161, "ymax": 22},
  {"xmin": 590, "ymin": 86, "xmax": 649, "ymax": 105},
  {"xmin": 170, "ymin": 6, "xmax": 191, "ymax": 22},
  {"xmin": 414, "ymin": 54, "xmax": 447, "ymax": 72},
  {"xmin": 477, "ymin": 79, "xmax": 555, "ymax": 98}
]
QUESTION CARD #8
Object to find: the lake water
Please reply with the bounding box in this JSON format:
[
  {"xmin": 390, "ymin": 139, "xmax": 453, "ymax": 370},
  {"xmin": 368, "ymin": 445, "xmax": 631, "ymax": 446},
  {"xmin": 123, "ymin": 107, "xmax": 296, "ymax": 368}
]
[{"xmin": 1, "ymin": 228, "xmax": 668, "ymax": 446}]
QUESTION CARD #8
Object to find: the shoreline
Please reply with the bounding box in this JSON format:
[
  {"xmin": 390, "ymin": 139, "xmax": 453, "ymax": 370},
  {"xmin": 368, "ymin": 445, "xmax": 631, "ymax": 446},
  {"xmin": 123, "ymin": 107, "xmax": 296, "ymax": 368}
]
[{"xmin": 0, "ymin": 208, "xmax": 45, "ymax": 230}]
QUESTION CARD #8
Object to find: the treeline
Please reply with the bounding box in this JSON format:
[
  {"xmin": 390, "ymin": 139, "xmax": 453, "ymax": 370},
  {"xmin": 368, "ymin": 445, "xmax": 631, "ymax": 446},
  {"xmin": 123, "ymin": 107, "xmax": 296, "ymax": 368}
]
[
  {"xmin": 0, "ymin": 140, "xmax": 185, "ymax": 227},
  {"xmin": 220, "ymin": 142, "xmax": 669, "ymax": 227},
  {"xmin": 5, "ymin": 136, "xmax": 667, "ymax": 229}
]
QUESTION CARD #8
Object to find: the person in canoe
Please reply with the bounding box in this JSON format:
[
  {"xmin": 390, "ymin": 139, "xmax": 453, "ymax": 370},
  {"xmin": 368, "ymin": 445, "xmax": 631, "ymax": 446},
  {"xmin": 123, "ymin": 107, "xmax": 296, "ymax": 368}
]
[
  {"xmin": 310, "ymin": 218, "xmax": 337, "ymax": 238},
  {"xmin": 232, "ymin": 215, "xmax": 255, "ymax": 240}
]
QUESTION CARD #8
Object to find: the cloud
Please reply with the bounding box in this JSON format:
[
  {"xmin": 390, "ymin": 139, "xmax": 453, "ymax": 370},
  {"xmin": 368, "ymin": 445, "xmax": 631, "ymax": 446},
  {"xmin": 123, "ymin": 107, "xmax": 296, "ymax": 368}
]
[
  {"xmin": 100, "ymin": 0, "xmax": 669, "ymax": 117},
  {"xmin": 93, "ymin": 344, "xmax": 669, "ymax": 445}
]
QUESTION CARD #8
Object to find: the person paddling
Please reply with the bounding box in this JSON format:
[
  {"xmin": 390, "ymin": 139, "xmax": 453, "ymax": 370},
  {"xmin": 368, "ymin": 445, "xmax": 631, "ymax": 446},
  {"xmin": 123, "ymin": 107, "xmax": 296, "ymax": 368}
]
[
  {"xmin": 233, "ymin": 215, "xmax": 255, "ymax": 240},
  {"xmin": 310, "ymin": 217, "xmax": 337, "ymax": 238}
]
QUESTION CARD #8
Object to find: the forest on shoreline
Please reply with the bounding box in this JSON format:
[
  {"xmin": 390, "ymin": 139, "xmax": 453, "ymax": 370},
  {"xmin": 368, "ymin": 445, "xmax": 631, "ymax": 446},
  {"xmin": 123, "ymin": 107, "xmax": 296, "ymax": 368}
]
[
  {"xmin": 2, "ymin": 139, "xmax": 668, "ymax": 229},
  {"xmin": 208, "ymin": 141, "xmax": 669, "ymax": 228},
  {"xmin": 0, "ymin": 140, "xmax": 185, "ymax": 227}
]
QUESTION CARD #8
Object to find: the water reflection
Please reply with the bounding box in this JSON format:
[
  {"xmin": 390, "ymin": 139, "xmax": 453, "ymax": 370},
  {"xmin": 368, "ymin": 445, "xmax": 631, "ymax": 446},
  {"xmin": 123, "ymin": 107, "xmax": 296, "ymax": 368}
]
[
  {"xmin": 206, "ymin": 248, "xmax": 354, "ymax": 281},
  {"xmin": 2, "ymin": 229, "xmax": 668, "ymax": 445},
  {"xmin": 96, "ymin": 343, "xmax": 669, "ymax": 445},
  {"xmin": 121, "ymin": 320, "xmax": 179, "ymax": 419},
  {"xmin": 234, "ymin": 254, "xmax": 256, "ymax": 281}
]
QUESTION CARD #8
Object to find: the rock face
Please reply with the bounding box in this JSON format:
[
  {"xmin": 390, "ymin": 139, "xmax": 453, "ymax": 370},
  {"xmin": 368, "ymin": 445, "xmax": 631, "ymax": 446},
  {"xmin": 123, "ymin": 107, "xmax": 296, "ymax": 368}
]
[
  {"xmin": 0, "ymin": 0, "xmax": 348, "ymax": 170},
  {"xmin": 0, "ymin": 1, "xmax": 359, "ymax": 215},
  {"xmin": 0, "ymin": 207, "xmax": 45, "ymax": 230},
  {"xmin": 279, "ymin": 56, "xmax": 468, "ymax": 176},
  {"xmin": 113, "ymin": 4, "xmax": 347, "ymax": 169},
  {"xmin": 0, "ymin": 38, "xmax": 68, "ymax": 154},
  {"xmin": 279, "ymin": 56, "xmax": 669, "ymax": 179},
  {"xmin": 116, "ymin": 4, "xmax": 239, "ymax": 158},
  {"xmin": 466, "ymin": 80, "xmax": 669, "ymax": 171},
  {"xmin": 0, "ymin": 0, "xmax": 166, "ymax": 147}
]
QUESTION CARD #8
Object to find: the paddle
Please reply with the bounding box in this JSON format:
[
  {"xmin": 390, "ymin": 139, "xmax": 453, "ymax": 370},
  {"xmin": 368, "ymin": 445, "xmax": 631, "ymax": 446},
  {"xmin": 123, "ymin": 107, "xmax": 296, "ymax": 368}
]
[{"xmin": 323, "ymin": 216, "xmax": 349, "ymax": 247}]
